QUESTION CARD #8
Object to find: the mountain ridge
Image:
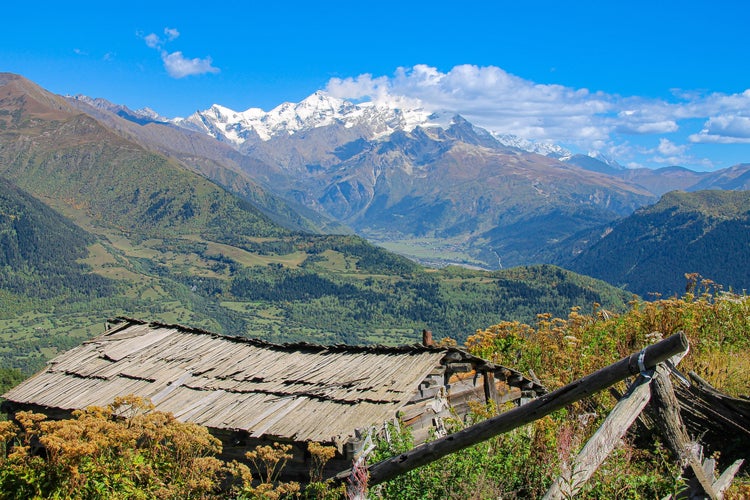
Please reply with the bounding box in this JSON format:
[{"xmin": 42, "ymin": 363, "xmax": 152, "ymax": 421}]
[
  {"xmin": 0, "ymin": 73, "xmax": 291, "ymax": 243},
  {"xmin": 64, "ymin": 93, "xmax": 345, "ymax": 234},
  {"xmin": 4, "ymin": 71, "xmax": 750, "ymax": 376}
]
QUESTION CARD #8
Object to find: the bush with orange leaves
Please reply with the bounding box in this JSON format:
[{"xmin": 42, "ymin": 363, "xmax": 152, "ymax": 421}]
[
  {"xmin": 465, "ymin": 306, "xmax": 615, "ymax": 391},
  {"xmin": 466, "ymin": 279, "xmax": 750, "ymax": 395},
  {"xmin": 0, "ymin": 395, "xmax": 341, "ymax": 499},
  {"xmin": 0, "ymin": 395, "xmax": 225, "ymax": 499}
]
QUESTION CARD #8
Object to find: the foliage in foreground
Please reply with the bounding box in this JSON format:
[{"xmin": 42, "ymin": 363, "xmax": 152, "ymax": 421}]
[
  {"xmin": 466, "ymin": 275, "xmax": 750, "ymax": 395},
  {"xmin": 369, "ymin": 407, "xmax": 680, "ymax": 500},
  {"xmin": 1, "ymin": 280, "xmax": 748, "ymax": 498},
  {"xmin": 0, "ymin": 396, "xmax": 340, "ymax": 500}
]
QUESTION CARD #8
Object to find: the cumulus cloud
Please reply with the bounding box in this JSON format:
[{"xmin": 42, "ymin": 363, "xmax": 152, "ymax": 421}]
[
  {"xmin": 329, "ymin": 64, "xmax": 615, "ymax": 144},
  {"xmin": 689, "ymin": 115, "xmax": 750, "ymax": 144},
  {"xmin": 142, "ymin": 27, "xmax": 219, "ymax": 79},
  {"xmin": 643, "ymin": 138, "xmax": 712, "ymax": 168},
  {"xmin": 326, "ymin": 64, "xmax": 750, "ymax": 168},
  {"xmin": 614, "ymin": 106, "xmax": 679, "ymax": 135},
  {"xmin": 162, "ymin": 51, "xmax": 219, "ymax": 79},
  {"xmin": 657, "ymin": 138, "xmax": 687, "ymax": 156},
  {"xmin": 164, "ymin": 27, "xmax": 180, "ymax": 41},
  {"xmin": 327, "ymin": 73, "xmax": 390, "ymax": 101},
  {"xmin": 144, "ymin": 33, "xmax": 161, "ymax": 49}
]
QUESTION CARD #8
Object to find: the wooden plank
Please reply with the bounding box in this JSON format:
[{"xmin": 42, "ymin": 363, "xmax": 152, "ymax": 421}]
[
  {"xmin": 483, "ymin": 371, "xmax": 499, "ymax": 407},
  {"xmin": 686, "ymin": 450, "xmax": 718, "ymax": 500},
  {"xmin": 172, "ymin": 390, "xmax": 226, "ymax": 421},
  {"xmin": 239, "ymin": 397, "xmax": 298, "ymax": 433},
  {"xmin": 712, "ymin": 459, "xmax": 744, "ymax": 498},
  {"xmin": 101, "ymin": 326, "xmax": 175, "ymax": 361},
  {"xmin": 543, "ymin": 373, "xmax": 653, "ymax": 499},
  {"xmin": 647, "ymin": 363, "xmax": 742, "ymax": 500},
  {"xmin": 99, "ymin": 323, "xmax": 152, "ymax": 341},
  {"xmin": 650, "ymin": 365, "xmax": 691, "ymax": 460},
  {"xmin": 250, "ymin": 396, "xmax": 308, "ymax": 438}
]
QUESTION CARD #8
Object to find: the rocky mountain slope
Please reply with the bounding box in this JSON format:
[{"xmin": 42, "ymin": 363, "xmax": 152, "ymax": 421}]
[
  {"xmin": 65, "ymin": 95, "xmax": 343, "ymax": 234},
  {"xmin": 0, "ymin": 73, "xmax": 287, "ymax": 242},
  {"xmin": 166, "ymin": 96, "xmax": 657, "ymax": 268}
]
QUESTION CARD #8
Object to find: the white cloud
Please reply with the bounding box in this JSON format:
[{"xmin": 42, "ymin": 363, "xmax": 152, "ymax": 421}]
[
  {"xmin": 689, "ymin": 115, "xmax": 750, "ymax": 144},
  {"xmin": 644, "ymin": 138, "xmax": 713, "ymax": 168},
  {"xmin": 164, "ymin": 27, "xmax": 180, "ymax": 41},
  {"xmin": 613, "ymin": 106, "xmax": 679, "ymax": 134},
  {"xmin": 327, "ymin": 73, "xmax": 390, "ymax": 101},
  {"xmin": 144, "ymin": 33, "xmax": 161, "ymax": 49},
  {"xmin": 328, "ymin": 65, "xmax": 614, "ymax": 145},
  {"xmin": 616, "ymin": 120, "xmax": 679, "ymax": 134},
  {"xmin": 656, "ymin": 138, "xmax": 686, "ymax": 156},
  {"xmin": 325, "ymin": 64, "xmax": 750, "ymax": 168},
  {"xmin": 142, "ymin": 27, "xmax": 219, "ymax": 79},
  {"xmin": 162, "ymin": 51, "xmax": 219, "ymax": 79}
]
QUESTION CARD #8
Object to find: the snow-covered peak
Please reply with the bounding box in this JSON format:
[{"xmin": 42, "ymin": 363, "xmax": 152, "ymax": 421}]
[
  {"xmin": 262, "ymin": 92, "xmax": 357, "ymax": 136},
  {"xmin": 135, "ymin": 107, "xmax": 168, "ymax": 122},
  {"xmin": 174, "ymin": 91, "xmax": 437, "ymax": 145},
  {"xmin": 68, "ymin": 94, "xmax": 169, "ymax": 124},
  {"xmin": 422, "ymin": 110, "xmax": 456, "ymax": 129},
  {"xmin": 585, "ymin": 151, "xmax": 624, "ymax": 169},
  {"xmin": 295, "ymin": 90, "xmax": 348, "ymax": 115},
  {"xmin": 492, "ymin": 132, "xmax": 572, "ymax": 158}
]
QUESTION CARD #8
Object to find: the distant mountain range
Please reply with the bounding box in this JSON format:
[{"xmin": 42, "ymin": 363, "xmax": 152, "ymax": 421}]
[
  {"xmin": 106, "ymin": 90, "xmax": 745, "ymax": 270},
  {"xmin": 3, "ymin": 71, "xmax": 749, "ymax": 300},
  {"xmin": 0, "ymin": 74, "xmax": 287, "ymax": 244}
]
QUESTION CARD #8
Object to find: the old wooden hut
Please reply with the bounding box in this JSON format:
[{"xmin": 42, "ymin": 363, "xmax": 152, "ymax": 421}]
[{"xmin": 2, "ymin": 318, "xmax": 544, "ymax": 480}]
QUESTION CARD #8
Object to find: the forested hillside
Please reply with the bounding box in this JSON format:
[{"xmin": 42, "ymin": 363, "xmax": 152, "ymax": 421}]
[
  {"xmin": 566, "ymin": 190, "xmax": 750, "ymax": 296},
  {"xmin": 0, "ymin": 176, "xmax": 114, "ymax": 299}
]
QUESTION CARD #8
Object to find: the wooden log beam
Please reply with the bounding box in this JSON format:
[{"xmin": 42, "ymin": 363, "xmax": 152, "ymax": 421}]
[
  {"xmin": 650, "ymin": 364, "xmax": 719, "ymax": 499},
  {"xmin": 334, "ymin": 332, "xmax": 689, "ymax": 486},
  {"xmin": 545, "ymin": 349, "xmax": 692, "ymax": 499},
  {"xmin": 650, "ymin": 365, "xmax": 692, "ymax": 460},
  {"xmin": 713, "ymin": 459, "xmax": 744, "ymax": 498}
]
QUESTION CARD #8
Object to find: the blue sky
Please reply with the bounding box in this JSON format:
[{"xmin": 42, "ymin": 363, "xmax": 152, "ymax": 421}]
[{"xmin": 2, "ymin": 1, "xmax": 749, "ymax": 171}]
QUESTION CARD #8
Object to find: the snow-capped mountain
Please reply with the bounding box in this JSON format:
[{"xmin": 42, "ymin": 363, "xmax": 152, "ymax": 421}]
[
  {"xmin": 173, "ymin": 91, "xmax": 587, "ymax": 162},
  {"xmin": 492, "ymin": 132, "xmax": 572, "ymax": 158},
  {"xmin": 174, "ymin": 91, "xmax": 437, "ymax": 146},
  {"xmin": 69, "ymin": 95, "xmax": 170, "ymax": 125},
  {"xmin": 61, "ymin": 84, "xmax": 749, "ymax": 271}
]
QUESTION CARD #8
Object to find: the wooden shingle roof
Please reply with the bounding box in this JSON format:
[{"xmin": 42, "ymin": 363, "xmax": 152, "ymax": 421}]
[{"xmin": 3, "ymin": 318, "xmax": 541, "ymax": 445}]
